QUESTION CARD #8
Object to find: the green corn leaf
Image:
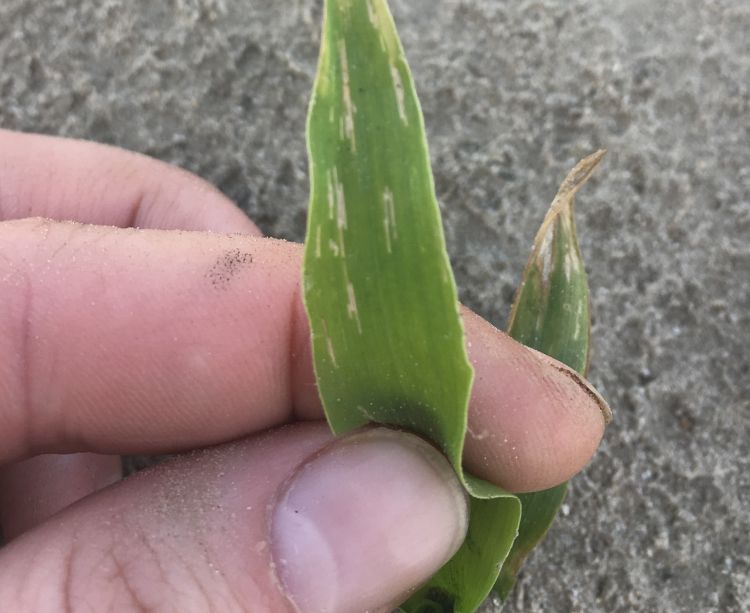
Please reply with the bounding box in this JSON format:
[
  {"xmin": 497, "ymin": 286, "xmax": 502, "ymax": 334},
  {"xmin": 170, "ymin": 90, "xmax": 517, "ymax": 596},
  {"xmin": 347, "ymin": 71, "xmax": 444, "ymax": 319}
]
[
  {"xmin": 495, "ymin": 150, "xmax": 606, "ymax": 602},
  {"xmin": 302, "ymin": 1, "xmax": 520, "ymax": 611}
]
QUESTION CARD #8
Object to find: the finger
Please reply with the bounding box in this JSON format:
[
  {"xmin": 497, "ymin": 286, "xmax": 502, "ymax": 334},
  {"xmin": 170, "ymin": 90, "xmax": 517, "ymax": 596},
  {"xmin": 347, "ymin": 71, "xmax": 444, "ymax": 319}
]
[
  {"xmin": 0, "ymin": 423, "xmax": 468, "ymax": 613},
  {"xmin": 463, "ymin": 311, "xmax": 609, "ymax": 492},
  {"xmin": 0, "ymin": 218, "xmax": 607, "ymax": 492},
  {"xmin": 0, "ymin": 129, "xmax": 260, "ymax": 235},
  {"xmin": 0, "ymin": 453, "xmax": 122, "ymax": 540},
  {"xmin": 0, "ymin": 129, "xmax": 260, "ymax": 539}
]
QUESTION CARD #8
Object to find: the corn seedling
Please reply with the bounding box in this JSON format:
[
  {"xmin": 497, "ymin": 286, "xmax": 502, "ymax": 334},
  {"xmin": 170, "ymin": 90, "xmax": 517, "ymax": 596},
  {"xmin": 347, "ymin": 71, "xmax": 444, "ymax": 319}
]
[{"xmin": 301, "ymin": 1, "xmax": 605, "ymax": 610}]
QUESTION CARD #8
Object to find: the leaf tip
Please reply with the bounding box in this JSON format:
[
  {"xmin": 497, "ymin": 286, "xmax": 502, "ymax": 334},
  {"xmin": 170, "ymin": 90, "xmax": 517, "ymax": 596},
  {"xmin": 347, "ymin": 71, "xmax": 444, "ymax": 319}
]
[{"xmin": 556, "ymin": 149, "xmax": 607, "ymax": 203}]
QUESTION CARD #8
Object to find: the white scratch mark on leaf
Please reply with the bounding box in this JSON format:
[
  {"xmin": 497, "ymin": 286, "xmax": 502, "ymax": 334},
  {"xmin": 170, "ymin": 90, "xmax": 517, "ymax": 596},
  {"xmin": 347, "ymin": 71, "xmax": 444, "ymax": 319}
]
[
  {"xmin": 537, "ymin": 229, "xmax": 554, "ymax": 280},
  {"xmin": 572, "ymin": 319, "xmax": 582, "ymax": 340},
  {"xmin": 333, "ymin": 167, "xmax": 347, "ymax": 231},
  {"xmin": 328, "ymin": 239, "xmax": 341, "ymax": 257},
  {"xmin": 337, "ymin": 192, "xmax": 347, "ymax": 231},
  {"xmin": 357, "ymin": 404, "xmax": 376, "ymax": 422},
  {"xmin": 329, "ymin": 166, "xmax": 347, "ymax": 257},
  {"xmin": 322, "ymin": 319, "xmax": 338, "ymax": 368},
  {"xmin": 346, "ymin": 281, "xmax": 362, "ymax": 334},
  {"xmin": 338, "ymin": 0, "xmax": 353, "ymax": 19},
  {"xmin": 390, "ymin": 63, "xmax": 408, "ymax": 125},
  {"xmin": 315, "ymin": 225, "xmax": 322, "ymax": 258},
  {"xmin": 369, "ymin": 0, "xmax": 399, "ymax": 58},
  {"xmin": 338, "ymin": 38, "xmax": 357, "ymax": 151},
  {"xmin": 564, "ymin": 248, "xmax": 580, "ymax": 280},
  {"xmin": 366, "ymin": 0, "xmax": 377, "ymax": 25},
  {"xmin": 572, "ymin": 302, "xmax": 585, "ymax": 340},
  {"xmin": 326, "ymin": 170, "xmax": 335, "ymax": 220},
  {"xmin": 382, "ymin": 187, "xmax": 397, "ymax": 253},
  {"xmin": 364, "ymin": 0, "xmax": 387, "ymax": 51}
]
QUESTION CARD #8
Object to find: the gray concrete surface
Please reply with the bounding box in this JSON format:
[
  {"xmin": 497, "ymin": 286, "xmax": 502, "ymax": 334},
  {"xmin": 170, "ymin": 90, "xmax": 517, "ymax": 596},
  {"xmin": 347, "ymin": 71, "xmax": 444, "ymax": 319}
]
[{"xmin": 1, "ymin": 0, "xmax": 748, "ymax": 611}]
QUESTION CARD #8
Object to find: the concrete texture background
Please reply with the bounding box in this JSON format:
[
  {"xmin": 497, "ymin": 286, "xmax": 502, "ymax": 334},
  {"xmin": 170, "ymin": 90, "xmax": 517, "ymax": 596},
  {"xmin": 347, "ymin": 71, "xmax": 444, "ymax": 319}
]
[{"xmin": 1, "ymin": 0, "xmax": 748, "ymax": 611}]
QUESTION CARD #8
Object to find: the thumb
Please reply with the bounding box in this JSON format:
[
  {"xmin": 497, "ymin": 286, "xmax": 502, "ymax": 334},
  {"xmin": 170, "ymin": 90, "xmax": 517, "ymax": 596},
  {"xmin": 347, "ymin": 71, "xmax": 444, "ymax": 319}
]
[
  {"xmin": 271, "ymin": 427, "xmax": 468, "ymax": 612},
  {"xmin": 0, "ymin": 424, "xmax": 468, "ymax": 613}
]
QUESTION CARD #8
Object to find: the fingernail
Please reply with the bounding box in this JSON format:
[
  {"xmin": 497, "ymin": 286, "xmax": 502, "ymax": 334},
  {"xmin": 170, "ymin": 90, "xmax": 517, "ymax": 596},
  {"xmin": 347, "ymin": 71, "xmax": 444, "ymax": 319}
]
[
  {"xmin": 527, "ymin": 346, "xmax": 613, "ymax": 424},
  {"xmin": 270, "ymin": 428, "xmax": 468, "ymax": 613}
]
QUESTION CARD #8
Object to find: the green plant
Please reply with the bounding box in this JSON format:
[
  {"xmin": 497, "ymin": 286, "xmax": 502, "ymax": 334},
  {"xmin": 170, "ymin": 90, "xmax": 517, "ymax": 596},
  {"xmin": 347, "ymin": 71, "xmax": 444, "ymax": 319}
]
[
  {"xmin": 495, "ymin": 149, "xmax": 606, "ymax": 601},
  {"xmin": 301, "ymin": 1, "xmax": 605, "ymax": 610}
]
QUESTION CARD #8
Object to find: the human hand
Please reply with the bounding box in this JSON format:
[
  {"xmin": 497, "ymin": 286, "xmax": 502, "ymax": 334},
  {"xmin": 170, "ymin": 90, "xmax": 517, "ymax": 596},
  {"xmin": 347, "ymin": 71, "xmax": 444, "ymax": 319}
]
[{"xmin": 0, "ymin": 130, "xmax": 609, "ymax": 612}]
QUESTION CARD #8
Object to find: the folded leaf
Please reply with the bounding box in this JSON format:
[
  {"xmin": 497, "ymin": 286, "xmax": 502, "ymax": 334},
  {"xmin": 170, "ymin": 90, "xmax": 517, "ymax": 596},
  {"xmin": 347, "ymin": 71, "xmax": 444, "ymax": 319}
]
[
  {"xmin": 302, "ymin": 1, "xmax": 520, "ymax": 611},
  {"xmin": 495, "ymin": 150, "xmax": 605, "ymax": 601}
]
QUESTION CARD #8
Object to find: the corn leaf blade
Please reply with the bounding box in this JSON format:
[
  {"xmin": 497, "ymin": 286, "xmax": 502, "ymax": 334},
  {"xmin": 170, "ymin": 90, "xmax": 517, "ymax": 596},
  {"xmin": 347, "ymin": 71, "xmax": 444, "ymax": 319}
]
[
  {"xmin": 302, "ymin": 1, "xmax": 520, "ymax": 610},
  {"xmin": 495, "ymin": 151, "xmax": 606, "ymax": 601}
]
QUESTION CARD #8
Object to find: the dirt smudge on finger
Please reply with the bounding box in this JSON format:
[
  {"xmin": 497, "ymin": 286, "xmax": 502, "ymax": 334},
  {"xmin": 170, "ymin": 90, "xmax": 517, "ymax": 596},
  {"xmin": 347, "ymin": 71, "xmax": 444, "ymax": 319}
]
[{"xmin": 206, "ymin": 248, "xmax": 253, "ymax": 289}]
